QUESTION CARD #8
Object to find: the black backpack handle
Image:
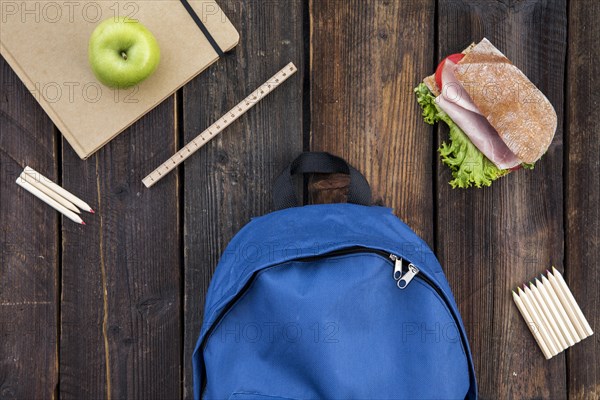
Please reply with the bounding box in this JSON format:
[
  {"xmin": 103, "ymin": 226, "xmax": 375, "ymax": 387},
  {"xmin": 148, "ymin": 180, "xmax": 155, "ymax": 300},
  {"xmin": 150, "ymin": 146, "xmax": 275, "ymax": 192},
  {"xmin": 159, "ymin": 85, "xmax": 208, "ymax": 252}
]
[{"xmin": 272, "ymin": 152, "xmax": 372, "ymax": 210}]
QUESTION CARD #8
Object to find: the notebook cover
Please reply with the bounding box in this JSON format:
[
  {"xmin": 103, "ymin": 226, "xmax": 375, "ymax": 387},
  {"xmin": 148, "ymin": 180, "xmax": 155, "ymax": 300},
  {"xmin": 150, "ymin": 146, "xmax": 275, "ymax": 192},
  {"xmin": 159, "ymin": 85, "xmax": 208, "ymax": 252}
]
[{"xmin": 0, "ymin": 0, "xmax": 239, "ymax": 159}]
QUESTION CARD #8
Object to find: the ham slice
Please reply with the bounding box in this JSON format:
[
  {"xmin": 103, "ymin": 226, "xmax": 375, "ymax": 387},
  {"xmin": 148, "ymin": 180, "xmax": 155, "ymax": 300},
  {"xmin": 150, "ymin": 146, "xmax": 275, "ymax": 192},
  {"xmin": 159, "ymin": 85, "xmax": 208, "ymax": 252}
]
[
  {"xmin": 440, "ymin": 60, "xmax": 481, "ymax": 114},
  {"xmin": 436, "ymin": 60, "xmax": 521, "ymax": 170}
]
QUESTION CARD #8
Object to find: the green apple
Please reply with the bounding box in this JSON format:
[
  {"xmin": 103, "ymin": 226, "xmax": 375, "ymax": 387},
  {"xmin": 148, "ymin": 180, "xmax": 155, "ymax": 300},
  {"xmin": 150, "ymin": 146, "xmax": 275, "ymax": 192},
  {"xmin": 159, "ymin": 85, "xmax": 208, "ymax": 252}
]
[{"xmin": 88, "ymin": 17, "xmax": 160, "ymax": 88}]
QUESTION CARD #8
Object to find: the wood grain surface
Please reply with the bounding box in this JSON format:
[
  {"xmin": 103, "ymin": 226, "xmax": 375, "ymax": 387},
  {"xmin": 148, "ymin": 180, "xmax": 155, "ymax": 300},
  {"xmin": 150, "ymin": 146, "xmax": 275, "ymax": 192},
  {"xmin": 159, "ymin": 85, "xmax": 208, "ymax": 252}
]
[
  {"xmin": 436, "ymin": 0, "xmax": 567, "ymax": 398},
  {"xmin": 59, "ymin": 97, "xmax": 180, "ymax": 399},
  {"xmin": 1, "ymin": 0, "xmax": 599, "ymax": 399},
  {"xmin": 181, "ymin": 1, "xmax": 305, "ymax": 398},
  {"xmin": 310, "ymin": 0, "xmax": 436, "ymax": 245},
  {"xmin": 0, "ymin": 56, "xmax": 59, "ymax": 400},
  {"xmin": 308, "ymin": 173, "xmax": 351, "ymax": 204},
  {"xmin": 566, "ymin": 1, "xmax": 600, "ymax": 398}
]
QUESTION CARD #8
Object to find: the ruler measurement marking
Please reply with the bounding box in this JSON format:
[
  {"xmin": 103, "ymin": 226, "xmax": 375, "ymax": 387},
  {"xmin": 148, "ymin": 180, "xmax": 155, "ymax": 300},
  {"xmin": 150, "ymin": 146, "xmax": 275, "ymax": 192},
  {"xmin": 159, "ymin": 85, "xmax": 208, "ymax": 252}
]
[{"xmin": 142, "ymin": 63, "xmax": 297, "ymax": 188}]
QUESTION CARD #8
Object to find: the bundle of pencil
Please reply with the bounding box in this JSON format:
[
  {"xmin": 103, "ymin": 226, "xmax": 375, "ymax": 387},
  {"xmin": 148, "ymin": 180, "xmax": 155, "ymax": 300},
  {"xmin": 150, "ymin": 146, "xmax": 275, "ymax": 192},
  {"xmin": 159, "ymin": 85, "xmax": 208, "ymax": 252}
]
[
  {"xmin": 512, "ymin": 267, "xmax": 594, "ymax": 359},
  {"xmin": 15, "ymin": 166, "xmax": 94, "ymax": 225}
]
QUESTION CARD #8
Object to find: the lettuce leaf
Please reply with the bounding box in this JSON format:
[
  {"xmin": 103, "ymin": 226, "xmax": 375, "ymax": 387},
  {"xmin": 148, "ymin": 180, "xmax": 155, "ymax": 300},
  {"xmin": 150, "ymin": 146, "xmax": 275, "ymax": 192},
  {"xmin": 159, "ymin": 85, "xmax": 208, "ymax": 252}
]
[
  {"xmin": 521, "ymin": 162, "xmax": 535, "ymax": 170},
  {"xmin": 414, "ymin": 83, "xmax": 510, "ymax": 188}
]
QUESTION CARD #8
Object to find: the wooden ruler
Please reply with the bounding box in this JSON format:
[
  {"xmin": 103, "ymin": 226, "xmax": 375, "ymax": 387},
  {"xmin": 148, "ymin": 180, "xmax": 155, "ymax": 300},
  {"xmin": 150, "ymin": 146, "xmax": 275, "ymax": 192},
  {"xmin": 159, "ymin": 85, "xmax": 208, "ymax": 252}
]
[{"xmin": 143, "ymin": 62, "xmax": 298, "ymax": 188}]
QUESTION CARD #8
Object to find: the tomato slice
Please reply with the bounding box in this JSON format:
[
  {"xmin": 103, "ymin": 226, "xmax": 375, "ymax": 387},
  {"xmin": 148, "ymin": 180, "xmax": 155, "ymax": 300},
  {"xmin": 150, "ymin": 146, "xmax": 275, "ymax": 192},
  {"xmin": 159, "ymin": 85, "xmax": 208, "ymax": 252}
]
[{"xmin": 434, "ymin": 53, "xmax": 465, "ymax": 90}]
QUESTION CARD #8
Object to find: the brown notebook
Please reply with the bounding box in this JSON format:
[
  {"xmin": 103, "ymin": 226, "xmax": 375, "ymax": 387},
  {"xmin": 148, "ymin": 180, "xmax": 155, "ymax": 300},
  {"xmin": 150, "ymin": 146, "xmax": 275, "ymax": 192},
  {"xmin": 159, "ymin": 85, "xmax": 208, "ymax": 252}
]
[{"xmin": 1, "ymin": 0, "xmax": 239, "ymax": 159}]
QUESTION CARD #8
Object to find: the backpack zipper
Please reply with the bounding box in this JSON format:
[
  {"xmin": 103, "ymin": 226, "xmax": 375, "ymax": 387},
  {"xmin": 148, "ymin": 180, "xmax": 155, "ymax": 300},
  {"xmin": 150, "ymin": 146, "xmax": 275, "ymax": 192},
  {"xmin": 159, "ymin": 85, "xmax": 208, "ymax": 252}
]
[
  {"xmin": 199, "ymin": 246, "xmax": 469, "ymax": 396},
  {"xmin": 299, "ymin": 247, "xmax": 419, "ymax": 289},
  {"xmin": 389, "ymin": 253, "xmax": 420, "ymax": 289}
]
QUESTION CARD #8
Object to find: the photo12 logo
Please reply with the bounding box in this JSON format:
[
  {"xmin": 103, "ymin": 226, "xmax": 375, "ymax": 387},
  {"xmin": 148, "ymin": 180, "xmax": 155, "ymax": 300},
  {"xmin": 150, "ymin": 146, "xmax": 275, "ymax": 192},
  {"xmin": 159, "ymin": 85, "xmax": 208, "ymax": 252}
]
[
  {"xmin": 1, "ymin": 1, "xmax": 139, "ymax": 24},
  {"xmin": 26, "ymin": 81, "xmax": 140, "ymax": 105},
  {"xmin": 401, "ymin": 322, "xmax": 460, "ymax": 344},
  {"xmin": 218, "ymin": 321, "xmax": 340, "ymax": 344},
  {"xmin": 0, "ymin": 0, "xmax": 236, "ymax": 25}
]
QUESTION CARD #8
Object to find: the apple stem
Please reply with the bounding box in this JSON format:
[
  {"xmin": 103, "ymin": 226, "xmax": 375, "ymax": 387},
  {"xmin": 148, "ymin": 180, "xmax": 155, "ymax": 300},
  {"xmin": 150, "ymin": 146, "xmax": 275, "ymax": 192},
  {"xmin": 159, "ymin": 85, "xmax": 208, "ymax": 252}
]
[{"xmin": 121, "ymin": 51, "xmax": 128, "ymax": 60}]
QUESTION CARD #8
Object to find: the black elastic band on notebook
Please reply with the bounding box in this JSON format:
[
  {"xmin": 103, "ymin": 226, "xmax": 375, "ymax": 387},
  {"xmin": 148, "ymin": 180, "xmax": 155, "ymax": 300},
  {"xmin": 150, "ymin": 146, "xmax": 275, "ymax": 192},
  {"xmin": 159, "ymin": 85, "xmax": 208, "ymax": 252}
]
[{"xmin": 179, "ymin": 0, "xmax": 225, "ymax": 57}]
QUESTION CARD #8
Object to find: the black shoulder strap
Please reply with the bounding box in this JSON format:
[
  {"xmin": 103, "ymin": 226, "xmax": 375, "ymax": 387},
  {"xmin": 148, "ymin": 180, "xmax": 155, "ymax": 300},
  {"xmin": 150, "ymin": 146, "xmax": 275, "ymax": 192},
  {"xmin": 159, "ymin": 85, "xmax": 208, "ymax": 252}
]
[{"xmin": 272, "ymin": 152, "xmax": 371, "ymax": 210}]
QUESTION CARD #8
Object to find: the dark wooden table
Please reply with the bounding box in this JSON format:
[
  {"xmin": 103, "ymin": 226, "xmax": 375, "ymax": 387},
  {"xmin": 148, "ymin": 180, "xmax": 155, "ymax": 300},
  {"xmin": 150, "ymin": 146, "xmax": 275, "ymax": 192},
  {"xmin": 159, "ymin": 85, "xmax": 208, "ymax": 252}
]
[{"xmin": 1, "ymin": 0, "xmax": 598, "ymax": 399}]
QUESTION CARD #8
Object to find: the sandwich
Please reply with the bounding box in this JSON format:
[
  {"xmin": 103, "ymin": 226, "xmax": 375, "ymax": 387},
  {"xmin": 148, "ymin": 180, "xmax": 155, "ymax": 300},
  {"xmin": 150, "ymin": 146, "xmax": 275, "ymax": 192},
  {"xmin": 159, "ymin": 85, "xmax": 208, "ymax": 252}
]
[{"xmin": 414, "ymin": 38, "xmax": 557, "ymax": 188}]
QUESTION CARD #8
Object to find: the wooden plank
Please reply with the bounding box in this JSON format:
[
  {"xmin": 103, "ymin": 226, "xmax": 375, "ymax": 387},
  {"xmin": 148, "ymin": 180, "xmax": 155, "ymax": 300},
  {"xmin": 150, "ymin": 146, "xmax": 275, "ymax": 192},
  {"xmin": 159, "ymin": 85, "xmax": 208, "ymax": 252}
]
[
  {"xmin": 436, "ymin": 1, "xmax": 567, "ymax": 397},
  {"xmin": 308, "ymin": 173, "xmax": 351, "ymax": 204},
  {"xmin": 0, "ymin": 57, "xmax": 59, "ymax": 398},
  {"xmin": 182, "ymin": 1, "xmax": 306, "ymax": 397},
  {"xmin": 59, "ymin": 95, "xmax": 180, "ymax": 399},
  {"xmin": 310, "ymin": 0, "xmax": 435, "ymax": 245},
  {"xmin": 566, "ymin": 1, "xmax": 600, "ymax": 398}
]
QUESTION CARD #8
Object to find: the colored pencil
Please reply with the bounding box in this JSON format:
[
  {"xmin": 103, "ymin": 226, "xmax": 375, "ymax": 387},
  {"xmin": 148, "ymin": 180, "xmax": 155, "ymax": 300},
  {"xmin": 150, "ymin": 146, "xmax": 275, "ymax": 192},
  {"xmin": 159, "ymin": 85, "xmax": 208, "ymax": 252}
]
[
  {"xmin": 549, "ymin": 268, "xmax": 593, "ymax": 337},
  {"xmin": 541, "ymin": 275, "xmax": 581, "ymax": 343},
  {"xmin": 513, "ymin": 290, "xmax": 553, "ymax": 360},
  {"xmin": 20, "ymin": 172, "xmax": 80, "ymax": 214},
  {"xmin": 522, "ymin": 284, "xmax": 560, "ymax": 355},
  {"xmin": 24, "ymin": 166, "xmax": 94, "ymax": 213},
  {"xmin": 513, "ymin": 269, "xmax": 593, "ymax": 360},
  {"xmin": 529, "ymin": 282, "xmax": 568, "ymax": 351},
  {"xmin": 16, "ymin": 177, "xmax": 85, "ymax": 225},
  {"xmin": 536, "ymin": 278, "xmax": 575, "ymax": 346}
]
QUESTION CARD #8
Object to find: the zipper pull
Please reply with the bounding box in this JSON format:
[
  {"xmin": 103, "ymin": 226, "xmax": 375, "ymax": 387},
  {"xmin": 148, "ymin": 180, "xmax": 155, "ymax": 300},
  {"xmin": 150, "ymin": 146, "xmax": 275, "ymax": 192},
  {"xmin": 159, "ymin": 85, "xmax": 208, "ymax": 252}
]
[
  {"xmin": 397, "ymin": 263, "xmax": 419, "ymax": 289},
  {"xmin": 390, "ymin": 254, "xmax": 403, "ymax": 281}
]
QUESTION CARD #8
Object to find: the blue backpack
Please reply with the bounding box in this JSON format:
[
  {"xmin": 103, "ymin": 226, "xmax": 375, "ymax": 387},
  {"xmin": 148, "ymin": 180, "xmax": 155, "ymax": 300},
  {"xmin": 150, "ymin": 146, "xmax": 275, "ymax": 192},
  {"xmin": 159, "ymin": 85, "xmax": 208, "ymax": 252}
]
[{"xmin": 193, "ymin": 153, "xmax": 477, "ymax": 399}]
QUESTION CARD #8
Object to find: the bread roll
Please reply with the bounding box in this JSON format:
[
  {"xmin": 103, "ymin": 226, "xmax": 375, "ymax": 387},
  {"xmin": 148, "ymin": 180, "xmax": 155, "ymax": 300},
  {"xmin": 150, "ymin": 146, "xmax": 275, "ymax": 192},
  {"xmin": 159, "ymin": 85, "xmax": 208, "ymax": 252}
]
[{"xmin": 453, "ymin": 38, "xmax": 557, "ymax": 163}]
